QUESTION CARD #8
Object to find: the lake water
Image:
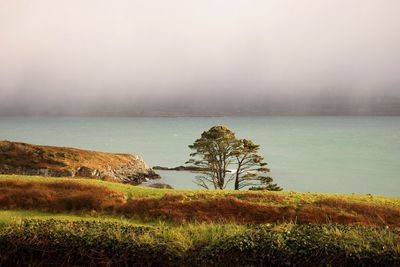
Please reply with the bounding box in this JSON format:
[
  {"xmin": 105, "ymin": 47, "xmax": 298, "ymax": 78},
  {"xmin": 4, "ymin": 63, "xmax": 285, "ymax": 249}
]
[{"xmin": 0, "ymin": 116, "xmax": 399, "ymax": 196}]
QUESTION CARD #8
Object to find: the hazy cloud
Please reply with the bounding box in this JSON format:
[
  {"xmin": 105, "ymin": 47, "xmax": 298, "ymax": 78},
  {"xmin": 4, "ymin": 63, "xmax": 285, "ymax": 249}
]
[{"xmin": 0, "ymin": 0, "xmax": 399, "ymax": 115}]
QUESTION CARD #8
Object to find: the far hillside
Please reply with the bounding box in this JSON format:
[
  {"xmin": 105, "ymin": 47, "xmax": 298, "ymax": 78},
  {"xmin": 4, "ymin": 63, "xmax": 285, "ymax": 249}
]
[{"xmin": 0, "ymin": 140, "xmax": 158, "ymax": 184}]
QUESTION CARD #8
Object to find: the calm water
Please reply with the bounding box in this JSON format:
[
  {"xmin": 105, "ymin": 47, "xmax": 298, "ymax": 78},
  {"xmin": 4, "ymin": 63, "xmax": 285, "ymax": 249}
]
[{"xmin": 0, "ymin": 116, "xmax": 399, "ymax": 196}]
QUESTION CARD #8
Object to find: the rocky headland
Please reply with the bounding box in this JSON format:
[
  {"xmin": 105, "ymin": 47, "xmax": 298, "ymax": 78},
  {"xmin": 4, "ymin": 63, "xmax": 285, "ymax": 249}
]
[{"xmin": 0, "ymin": 141, "xmax": 159, "ymax": 185}]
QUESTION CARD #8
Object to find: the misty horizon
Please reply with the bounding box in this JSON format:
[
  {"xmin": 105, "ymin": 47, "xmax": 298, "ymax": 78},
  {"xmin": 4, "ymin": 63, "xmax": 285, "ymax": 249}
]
[{"xmin": 1, "ymin": 0, "xmax": 400, "ymax": 116}]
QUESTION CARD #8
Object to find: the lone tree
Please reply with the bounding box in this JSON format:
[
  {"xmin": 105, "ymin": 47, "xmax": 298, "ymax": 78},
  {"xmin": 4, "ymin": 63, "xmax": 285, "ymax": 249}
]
[
  {"xmin": 186, "ymin": 126, "xmax": 238, "ymax": 189},
  {"xmin": 186, "ymin": 125, "xmax": 281, "ymax": 191}
]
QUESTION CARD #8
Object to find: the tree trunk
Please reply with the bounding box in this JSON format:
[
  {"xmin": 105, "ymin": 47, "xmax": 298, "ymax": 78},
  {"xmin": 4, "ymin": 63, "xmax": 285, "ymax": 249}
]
[
  {"xmin": 234, "ymin": 171, "xmax": 240, "ymax": 190},
  {"xmin": 234, "ymin": 161, "xmax": 242, "ymax": 190}
]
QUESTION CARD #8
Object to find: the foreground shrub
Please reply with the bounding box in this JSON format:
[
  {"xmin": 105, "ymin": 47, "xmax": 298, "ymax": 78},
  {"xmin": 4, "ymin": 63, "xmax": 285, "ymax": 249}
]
[{"xmin": 0, "ymin": 220, "xmax": 399, "ymax": 266}]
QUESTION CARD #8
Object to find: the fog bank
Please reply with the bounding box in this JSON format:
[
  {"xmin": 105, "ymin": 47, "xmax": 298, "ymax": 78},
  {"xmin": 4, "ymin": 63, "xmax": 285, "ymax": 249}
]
[{"xmin": 1, "ymin": 0, "xmax": 399, "ymax": 115}]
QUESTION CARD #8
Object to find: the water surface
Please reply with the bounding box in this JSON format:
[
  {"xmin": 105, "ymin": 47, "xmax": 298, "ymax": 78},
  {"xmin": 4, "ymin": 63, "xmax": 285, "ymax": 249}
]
[{"xmin": 0, "ymin": 116, "xmax": 399, "ymax": 196}]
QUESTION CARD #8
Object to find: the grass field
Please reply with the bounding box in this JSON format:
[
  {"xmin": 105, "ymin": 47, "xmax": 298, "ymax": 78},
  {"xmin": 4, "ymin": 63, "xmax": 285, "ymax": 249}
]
[
  {"xmin": 2, "ymin": 174, "xmax": 399, "ymax": 205},
  {"xmin": 0, "ymin": 174, "xmax": 399, "ymax": 266}
]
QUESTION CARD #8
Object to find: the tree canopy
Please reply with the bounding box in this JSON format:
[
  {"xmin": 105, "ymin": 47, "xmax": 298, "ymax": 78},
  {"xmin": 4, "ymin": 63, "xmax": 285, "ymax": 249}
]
[{"xmin": 186, "ymin": 126, "xmax": 282, "ymax": 191}]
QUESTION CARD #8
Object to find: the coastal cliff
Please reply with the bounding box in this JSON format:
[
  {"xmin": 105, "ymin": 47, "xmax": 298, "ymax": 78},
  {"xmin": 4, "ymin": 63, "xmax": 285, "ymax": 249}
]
[{"xmin": 0, "ymin": 141, "xmax": 159, "ymax": 184}]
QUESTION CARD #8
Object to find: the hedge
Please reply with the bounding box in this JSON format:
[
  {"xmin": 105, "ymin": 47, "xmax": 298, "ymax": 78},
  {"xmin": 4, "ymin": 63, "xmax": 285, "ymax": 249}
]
[{"xmin": 0, "ymin": 220, "xmax": 399, "ymax": 266}]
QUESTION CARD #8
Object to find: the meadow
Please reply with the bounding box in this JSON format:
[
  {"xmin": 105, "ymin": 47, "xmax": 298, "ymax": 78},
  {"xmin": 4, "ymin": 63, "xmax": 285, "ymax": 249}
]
[{"xmin": 0, "ymin": 174, "xmax": 399, "ymax": 266}]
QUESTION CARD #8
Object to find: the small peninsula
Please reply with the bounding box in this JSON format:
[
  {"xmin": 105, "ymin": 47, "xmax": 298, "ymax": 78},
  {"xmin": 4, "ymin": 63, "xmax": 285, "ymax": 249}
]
[{"xmin": 0, "ymin": 140, "xmax": 159, "ymax": 185}]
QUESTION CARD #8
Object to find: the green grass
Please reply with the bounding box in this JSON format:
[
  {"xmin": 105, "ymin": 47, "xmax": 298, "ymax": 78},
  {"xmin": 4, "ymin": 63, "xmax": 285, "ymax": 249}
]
[{"xmin": 0, "ymin": 210, "xmax": 166, "ymax": 227}]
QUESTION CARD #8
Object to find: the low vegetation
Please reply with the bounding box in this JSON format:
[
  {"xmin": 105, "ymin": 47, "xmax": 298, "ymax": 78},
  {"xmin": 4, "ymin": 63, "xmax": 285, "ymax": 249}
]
[
  {"xmin": 0, "ymin": 176, "xmax": 399, "ymax": 227},
  {"xmin": 0, "ymin": 220, "xmax": 399, "ymax": 266},
  {"xmin": 0, "ymin": 180, "xmax": 125, "ymax": 212},
  {"xmin": 120, "ymin": 193, "xmax": 400, "ymax": 226},
  {"xmin": 0, "ymin": 174, "xmax": 399, "ymax": 266}
]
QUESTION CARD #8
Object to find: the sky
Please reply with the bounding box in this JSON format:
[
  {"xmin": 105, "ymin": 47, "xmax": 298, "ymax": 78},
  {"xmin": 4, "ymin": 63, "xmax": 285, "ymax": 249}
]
[{"xmin": 0, "ymin": 0, "xmax": 400, "ymax": 115}]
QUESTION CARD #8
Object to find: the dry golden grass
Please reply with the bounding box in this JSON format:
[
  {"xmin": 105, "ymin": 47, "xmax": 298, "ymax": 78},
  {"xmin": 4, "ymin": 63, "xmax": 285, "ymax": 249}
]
[
  {"xmin": 187, "ymin": 191, "xmax": 287, "ymax": 203},
  {"xmin": 118, "ymin": 193, "xmax": 400, "ymax": 227},
  {"xmin": 0, "ymin": 180, "xmax": 399, "ymax": 227},
  {"xmin": 300, "ymin": 197, "xmax": 400, "ymax": 226},
  {"xmin": 0, "ymin": 180, "xmax": 124, "ymax": 212}
]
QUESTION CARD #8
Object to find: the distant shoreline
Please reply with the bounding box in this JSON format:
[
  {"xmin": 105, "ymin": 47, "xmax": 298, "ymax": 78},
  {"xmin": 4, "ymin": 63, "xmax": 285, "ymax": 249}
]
[
  {"xmin": 153, "ymin": 165, "xmax": 233, "ymax": 173},
  {"xmin": 153, "ymin": 165, "xmax": 207, "ymax": 172}
]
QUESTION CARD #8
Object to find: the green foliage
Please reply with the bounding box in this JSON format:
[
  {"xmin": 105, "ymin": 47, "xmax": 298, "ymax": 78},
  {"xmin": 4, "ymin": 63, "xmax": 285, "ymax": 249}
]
[
  {"xmin": 249, "ymin": 176, "xmax": 282, "ymax": 191},
  {"xmin": 0, "ymin": 220, "xmax": 398, "ymax": 266},
  {"xmin": 233, "ymin": 139, "xmax": 281, "ymax": 191},
  {"xmin": 187, "ymin": 126, "xmax": 239, "ymax": 189},
  {"xmin": 186, "ymin": 126, "xmax": 281, "ymax": 191}
]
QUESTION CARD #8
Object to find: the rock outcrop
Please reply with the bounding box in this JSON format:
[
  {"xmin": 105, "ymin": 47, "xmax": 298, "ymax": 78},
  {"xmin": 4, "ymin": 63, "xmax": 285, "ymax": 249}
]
[{"xmin": 0, "ymin": 141, "xmax": 159, "ymax": 185}]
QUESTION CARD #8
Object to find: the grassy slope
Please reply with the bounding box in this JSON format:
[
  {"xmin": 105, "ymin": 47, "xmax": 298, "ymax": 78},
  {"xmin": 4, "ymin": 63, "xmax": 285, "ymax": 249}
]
[
  {"xmin": 0, "ymin": 175, "xmax": 399, "ymax": 266},
  {"xmin": 0, "ymin": 174, "xmax": 399, "ymax": 227},
  {"xmin": 0, "ymin": 174, "xmax": 170, "ymax": 198},
  {"xmin": 1, "ymin": 174, "xmax": 399, "ymax": 207}
]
